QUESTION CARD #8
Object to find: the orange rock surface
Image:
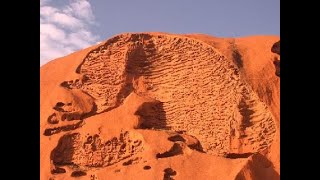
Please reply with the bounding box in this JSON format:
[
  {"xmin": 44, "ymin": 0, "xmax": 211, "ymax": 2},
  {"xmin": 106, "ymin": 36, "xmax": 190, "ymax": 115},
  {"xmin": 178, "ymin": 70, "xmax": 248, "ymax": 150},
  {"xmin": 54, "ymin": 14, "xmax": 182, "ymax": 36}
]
[{"xmin": 40, "ymin": 32, "xmax": 280, "ymax": 180}]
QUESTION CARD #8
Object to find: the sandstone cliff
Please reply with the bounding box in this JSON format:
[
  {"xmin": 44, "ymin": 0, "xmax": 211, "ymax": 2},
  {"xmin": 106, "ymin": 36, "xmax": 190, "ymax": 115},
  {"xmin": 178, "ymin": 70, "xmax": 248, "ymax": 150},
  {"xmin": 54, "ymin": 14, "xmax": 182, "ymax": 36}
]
[{"xmin": 40, "ymin": 32, "xmax": 280, "ymax": 180}]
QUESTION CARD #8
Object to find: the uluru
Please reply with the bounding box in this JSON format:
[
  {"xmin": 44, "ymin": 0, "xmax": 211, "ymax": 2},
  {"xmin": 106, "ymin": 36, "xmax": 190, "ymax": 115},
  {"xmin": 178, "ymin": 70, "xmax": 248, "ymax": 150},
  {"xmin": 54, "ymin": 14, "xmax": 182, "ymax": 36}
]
[{"xmin": 40, "ymin": 32, "xmax": 280, "ymax": 180}]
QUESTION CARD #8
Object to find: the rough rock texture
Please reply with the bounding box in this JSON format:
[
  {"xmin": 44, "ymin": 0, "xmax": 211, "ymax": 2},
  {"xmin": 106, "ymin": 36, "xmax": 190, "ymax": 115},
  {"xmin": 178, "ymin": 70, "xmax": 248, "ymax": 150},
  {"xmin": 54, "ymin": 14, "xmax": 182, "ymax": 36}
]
[{"xmin": 40, "ymin": 32, "xmax": 280, "ymax": 180}]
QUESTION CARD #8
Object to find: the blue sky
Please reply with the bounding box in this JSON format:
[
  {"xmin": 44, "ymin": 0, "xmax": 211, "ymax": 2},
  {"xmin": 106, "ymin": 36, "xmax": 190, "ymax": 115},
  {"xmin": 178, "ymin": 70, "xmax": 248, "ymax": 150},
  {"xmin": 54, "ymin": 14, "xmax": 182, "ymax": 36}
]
[{"xmin": 40, "ymin": 0, "xmax": 280, "ymax": 66}]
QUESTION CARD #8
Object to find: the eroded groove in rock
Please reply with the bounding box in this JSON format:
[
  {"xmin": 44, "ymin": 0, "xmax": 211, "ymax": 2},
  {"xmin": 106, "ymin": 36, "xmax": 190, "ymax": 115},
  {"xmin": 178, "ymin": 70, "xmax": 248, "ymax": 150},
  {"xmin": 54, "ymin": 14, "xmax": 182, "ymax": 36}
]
[
  {"xmin": 47, "ymin": 113, "xmax": 59, "ymax": 124},
  {"xmin": 156, "ymin": 143, "xmax": 183, "ymax": 158},
  {"xmin": 168, "ymin": 135, "xmax": 186, "ymax": 142},
  {"xmin": 51, "ymin": 133, "xmax": 80, "ymax": 166},
  {"xmin": 135, "ymin": 100, "xmax": 167, "ymax": 129},
  {"xmin": 44, "ymin": 120, "xmax": 84, "ymax": 136},
  {"xmin": 44, "ymin": 89, "xmax": 97, "ymax": 136},
  {"xmin": 271, "ymin": 40, "xmax": 280, "ymax": 55},
  {"xmin": 230, "ymin": 86, "xmax": 276, "ymax": 153},
  {"xmin": 51, "ymin": 167, "xmax": 66, "ymax": 174},
  {"xmin": 230, "ymin": 39, "xmax": 243, "ymax": 68},
  {"xmin": 271, "ymin": 40, "xmax": 280, "ymax": 77},
  {"xmin": 122, "ymin": 157, "xmax": 142, "ymax": 166},
  {"xmin": 163, "ymin": 168, "xmax": 177, "ymax": 180},
  {"xmin": 63, "ymin": 33, "xmax": 276, "ymax": 156},
  {"xmin": 273, "ymin": 59, "xmax": 280, "ymax": 77},
  {"xmin": 168, "ymin": 134, "xmax": 204, "ymax": 152},
  {"xmin": 71, "ymin": 171, "xmax": 87, "ymax": 177},
  {"xmin": 225, "ymin": 152, "xmax": 253, "ymax": 159},
  {"xmin": 50, "ymin": 131, "xmax": 144, "ymax": 169}
]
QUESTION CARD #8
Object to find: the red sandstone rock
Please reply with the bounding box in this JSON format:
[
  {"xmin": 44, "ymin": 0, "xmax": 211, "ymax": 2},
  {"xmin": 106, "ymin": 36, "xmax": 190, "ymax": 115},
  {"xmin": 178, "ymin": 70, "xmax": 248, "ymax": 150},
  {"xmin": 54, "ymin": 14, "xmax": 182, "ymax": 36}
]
[{"xmin": 40, "ymin": 32, "xmax": 280, "ymax": 180}]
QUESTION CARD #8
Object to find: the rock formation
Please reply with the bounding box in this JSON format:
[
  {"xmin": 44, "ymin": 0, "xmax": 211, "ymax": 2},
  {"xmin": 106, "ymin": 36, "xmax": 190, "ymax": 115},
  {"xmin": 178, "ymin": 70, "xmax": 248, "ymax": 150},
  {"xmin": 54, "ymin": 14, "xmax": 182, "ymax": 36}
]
[{"xmin": 40, "ymin": 32, "xmax": 280, "ymax": 180}]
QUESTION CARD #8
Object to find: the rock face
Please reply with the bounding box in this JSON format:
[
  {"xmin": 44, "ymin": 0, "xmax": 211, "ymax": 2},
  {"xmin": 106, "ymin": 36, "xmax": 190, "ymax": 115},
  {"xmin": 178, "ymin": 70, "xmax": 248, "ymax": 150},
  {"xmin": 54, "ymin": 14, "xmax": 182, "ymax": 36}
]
[{"xmin": 40, "ymin": 32, "xmax": 280, "ymax": 180}]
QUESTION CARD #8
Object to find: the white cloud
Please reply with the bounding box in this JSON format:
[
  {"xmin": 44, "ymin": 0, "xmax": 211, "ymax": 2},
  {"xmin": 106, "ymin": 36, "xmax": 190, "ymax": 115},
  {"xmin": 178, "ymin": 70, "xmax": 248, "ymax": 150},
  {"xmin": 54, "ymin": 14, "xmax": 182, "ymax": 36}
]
[
  {"xmin": 40, "ymin": 0, "xmax": 51, "ymax": 6},
  {"xmin": 68, "ymin": 30, "xmax": 95, "ymax": 48},
  {"xmin": 64, "ymin": 0, "xmax": 94, "ymax": 22},
  {"xmin": 40, "ymin": 6, "xmax": 57, "ymax": 17},
  {"xmin": 51, "ymin": 12, "xmax": 84, "ymax": 29},
  {"xmin": 40, "ymin": 24, "xmax": 66, "ymax": 41},
  {"xmin": 40, "ymin": 0, "xmax": 100, "ymax": 66}
]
